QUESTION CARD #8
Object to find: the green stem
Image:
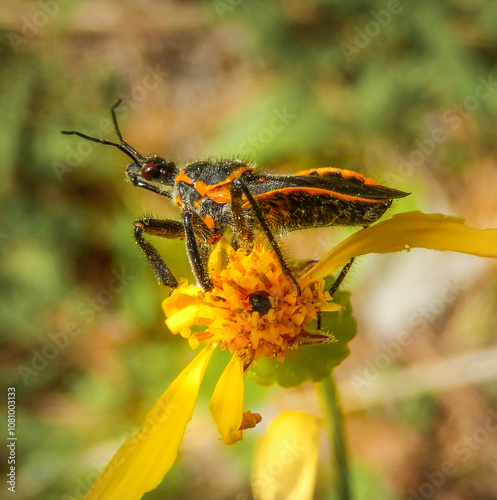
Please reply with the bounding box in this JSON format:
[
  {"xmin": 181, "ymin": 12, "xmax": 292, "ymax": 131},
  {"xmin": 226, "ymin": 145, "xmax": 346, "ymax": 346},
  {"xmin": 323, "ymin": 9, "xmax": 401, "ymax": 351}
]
[{"xmin": 318, "ymin": 375, "xmax": 351, "ymax": 500}]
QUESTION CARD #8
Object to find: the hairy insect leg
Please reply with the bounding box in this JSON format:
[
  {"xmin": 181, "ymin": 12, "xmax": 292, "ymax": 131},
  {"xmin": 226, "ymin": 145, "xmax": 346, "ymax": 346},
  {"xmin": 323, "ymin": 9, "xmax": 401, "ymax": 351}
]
[
  {"xmin": 231, "ymin": 178, "xmax": 301, "ymax": 295},
  {"xmin": 326, "ymin": 224, "xmax": 369, "ymax": 298},
  {"xmin": 327, "ymin": 224, "xmax": 367, "ymax": 298},
  {"xmin": 134, "ymin": 218, "xmax": 185, "ymax": 288},
  {"xmin": 230, "ymin": 180, "xmax": 253, "ymax": 245},
  {"xmin": 317, "ymin": 257, "xmax": 355, "ymax": 330},
  {"xmin": 328, "ymin": 257, "xmax": 355, "ymax": 297},
  {"xmin": 182, "ymin": 210, "xmax": 216, "ymax": 291}
]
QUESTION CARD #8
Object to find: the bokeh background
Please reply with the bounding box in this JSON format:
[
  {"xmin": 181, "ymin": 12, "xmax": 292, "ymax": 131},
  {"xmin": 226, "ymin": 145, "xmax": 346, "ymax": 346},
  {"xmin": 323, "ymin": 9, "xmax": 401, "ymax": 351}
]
[{"xmin": 2, "ymin": 1, "xmax": 497, "ymax": 499}]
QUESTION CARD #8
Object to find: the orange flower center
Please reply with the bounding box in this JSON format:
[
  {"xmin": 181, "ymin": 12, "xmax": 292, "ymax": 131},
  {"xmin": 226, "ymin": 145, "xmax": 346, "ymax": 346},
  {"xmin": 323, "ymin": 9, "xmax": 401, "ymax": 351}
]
[{"xmin": 164, "ymin": 241, "xmax": 340, "ymax": 367}]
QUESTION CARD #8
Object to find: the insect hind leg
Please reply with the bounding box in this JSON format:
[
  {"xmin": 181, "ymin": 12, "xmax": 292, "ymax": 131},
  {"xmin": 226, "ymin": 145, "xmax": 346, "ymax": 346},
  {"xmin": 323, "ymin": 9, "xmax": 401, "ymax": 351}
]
[
  {"xmin": 328, "ymin": 257, "xmax": 355, "ymax": 297},
  {"xmin": 317, "ymin": 257, "xmax": 355, "ymax": 330},
  {"xmin": 231, "ymin": 177, "xmax": 301, "ymax": 295}
]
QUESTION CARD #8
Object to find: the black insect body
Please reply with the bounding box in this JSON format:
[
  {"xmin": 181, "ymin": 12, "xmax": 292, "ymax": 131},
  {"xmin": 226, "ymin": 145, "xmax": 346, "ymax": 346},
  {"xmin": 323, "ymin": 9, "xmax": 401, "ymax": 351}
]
[
  {"xmin": 62, "ymin": 101, "xmax": 409, "ymax": 295},
  {"xmin": 249, "ymin": 291, "xmax": 274, "ymax": 316}
]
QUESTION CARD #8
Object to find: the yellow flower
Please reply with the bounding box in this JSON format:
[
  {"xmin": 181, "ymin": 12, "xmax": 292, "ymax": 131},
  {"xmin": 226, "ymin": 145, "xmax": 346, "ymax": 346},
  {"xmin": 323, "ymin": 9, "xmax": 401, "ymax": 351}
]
[
  {"xmin": 252, "ymin": 412, "xmax": 322, "ymax": 500},
  {"xmin": 83, "ymin": 211, "xmax": 497, "ymax": 500},
  {"xmin": 165, "ymin": 238, "xmax": 340, "ymax": 365},
  {"xmin": 164, "ymin": 237, "xmax": 341, "ymax": 448}
]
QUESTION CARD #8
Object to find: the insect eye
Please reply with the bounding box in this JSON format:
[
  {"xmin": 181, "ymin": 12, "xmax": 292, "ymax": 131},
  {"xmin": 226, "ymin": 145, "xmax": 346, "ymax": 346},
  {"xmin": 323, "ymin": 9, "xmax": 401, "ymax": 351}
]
[
  {"xmin": 249, "ymin": 291, "xmax": 273, "ymax": 316},
  {"xmin": 141, "ymin": 163, "xmax": 157, "ymax": 180}
]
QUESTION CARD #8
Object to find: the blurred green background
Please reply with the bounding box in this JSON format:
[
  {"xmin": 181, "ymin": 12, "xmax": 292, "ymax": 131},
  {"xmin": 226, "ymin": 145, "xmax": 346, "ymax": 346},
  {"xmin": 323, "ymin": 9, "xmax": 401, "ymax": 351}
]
[{"xmin": 1, "ymin": 1, "xmax": 497, "ymax": 499}]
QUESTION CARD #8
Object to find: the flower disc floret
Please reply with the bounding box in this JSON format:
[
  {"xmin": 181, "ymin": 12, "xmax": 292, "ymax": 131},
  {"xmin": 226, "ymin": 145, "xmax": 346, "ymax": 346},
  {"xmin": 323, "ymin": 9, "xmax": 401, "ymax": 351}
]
[{"xmin": 163, "ymin": 242, "xmax": 339, "ymax": 366}]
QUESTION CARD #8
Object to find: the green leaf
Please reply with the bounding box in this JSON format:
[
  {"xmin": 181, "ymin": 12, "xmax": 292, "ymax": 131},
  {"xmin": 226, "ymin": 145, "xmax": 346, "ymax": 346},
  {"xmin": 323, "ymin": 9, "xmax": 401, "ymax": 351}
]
[{"xmin": 246, "ymin": 290, "xmax": 357, "ymax": 388}]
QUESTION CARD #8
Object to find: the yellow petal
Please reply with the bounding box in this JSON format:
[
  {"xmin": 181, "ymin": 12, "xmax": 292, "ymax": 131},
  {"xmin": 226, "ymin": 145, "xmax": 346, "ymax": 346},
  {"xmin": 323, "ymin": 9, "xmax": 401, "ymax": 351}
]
[
  {"xmin": 209, "ymin": 354, "xmax": 245, "ymax": 445},
  {"xmin": 162, "ymin": 285, "xmax": 203, "ymax": 334},
  {"xmin": 165, "ymin": 304, "xmax": 204, "ymax": 334},
  {"xmin": 320, "ymin": 302, "xmax": 343, "ymax": 312},
  {"xmin": 208, "ymin": 236, "xmax": 232, "ymax": 274},
  {"xmin": 306, "ymin": 211, "xmax": 497, "ymax": 280},
  {"xmin": 252, "ymin": 412, "xmax": 321, "ymax": 500},
  {"xmin": 84, "ymin": 344, "xmax": 216, "ymax": 500}
]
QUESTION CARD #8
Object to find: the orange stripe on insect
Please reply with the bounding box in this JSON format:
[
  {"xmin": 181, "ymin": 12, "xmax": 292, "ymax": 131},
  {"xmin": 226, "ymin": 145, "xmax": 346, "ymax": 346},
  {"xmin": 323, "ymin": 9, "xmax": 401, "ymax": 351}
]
[
  {"xmin": 175, "ymin": 171, "xmax": 194, "ymax": 185},
  {"xmin": 195, "ymin": 180, "xmax": 209, "ymax": 197},
  {"xmin": 255, "ymin": 187, "xmax": 387, "ymax": 203},
  {"xmin": 205, "ymin": 187, "xmax": 232, "ymax": 204},
  {"xmin": 296, "ymin": 167, "xmax": 382, "ymax": 187},
  {"xmin": 203, "ymin": 166, "xmax": 253, "ymax": 204},
  {"xmin": 203, "ymin": 214, "xmax": 216, "ymax": 229}
]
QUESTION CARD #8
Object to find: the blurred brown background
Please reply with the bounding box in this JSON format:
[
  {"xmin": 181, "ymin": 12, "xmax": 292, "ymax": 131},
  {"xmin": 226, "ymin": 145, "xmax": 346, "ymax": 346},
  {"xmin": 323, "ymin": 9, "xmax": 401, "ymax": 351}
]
[{"xmin": 1, "ymin": 1, "xmax": 497, "ymax": 499}]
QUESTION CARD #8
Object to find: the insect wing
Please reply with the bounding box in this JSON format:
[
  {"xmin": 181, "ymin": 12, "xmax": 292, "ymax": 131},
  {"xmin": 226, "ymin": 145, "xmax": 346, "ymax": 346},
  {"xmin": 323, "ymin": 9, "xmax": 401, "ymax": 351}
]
[
  {"xmin": 248, "ymin": 167, "xmax": 409, "ymax": 201},
  {"xmin": 244, "ymin": 167, "xmax": 409, "ymax": 230},
  {"xmin": 296, "ymin": 167, "xmax": 409, "ymax": 200}
]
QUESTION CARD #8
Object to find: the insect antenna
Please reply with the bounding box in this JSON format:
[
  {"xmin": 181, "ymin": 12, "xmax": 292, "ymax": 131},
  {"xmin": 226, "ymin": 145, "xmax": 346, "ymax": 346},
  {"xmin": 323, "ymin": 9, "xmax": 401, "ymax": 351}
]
[{"xmin": 61, "ymin": 99, "xmax": 145, "ymax": 164}]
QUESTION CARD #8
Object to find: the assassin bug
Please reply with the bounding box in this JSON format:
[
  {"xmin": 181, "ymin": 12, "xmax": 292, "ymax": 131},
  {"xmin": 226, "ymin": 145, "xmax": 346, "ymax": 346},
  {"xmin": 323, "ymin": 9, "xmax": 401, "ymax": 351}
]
[{"xmin": 62, "ymin": 100, "xmax": 409, "ymax": 296}]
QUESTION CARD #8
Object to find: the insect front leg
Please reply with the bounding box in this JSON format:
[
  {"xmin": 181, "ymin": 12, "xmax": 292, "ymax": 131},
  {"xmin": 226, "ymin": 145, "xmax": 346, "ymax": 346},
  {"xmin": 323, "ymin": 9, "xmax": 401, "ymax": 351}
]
[
  {"xmin": 134, "ymin": 218, "xmax": 185, "ymax": 288},
  {"xmin": 182, "ymin": 210, "xmax": 217, "ymax": 292},
  {"xmin": 231, "ymin": 178, "xmax": 301, "ymax": 295}
]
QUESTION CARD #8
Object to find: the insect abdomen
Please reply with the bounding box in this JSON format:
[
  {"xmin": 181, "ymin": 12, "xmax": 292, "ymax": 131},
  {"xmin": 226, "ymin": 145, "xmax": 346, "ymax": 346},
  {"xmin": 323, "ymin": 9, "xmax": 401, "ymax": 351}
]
[{"xmin": 255, "ymin": 191, "xmax": 394, "ymax": 231}]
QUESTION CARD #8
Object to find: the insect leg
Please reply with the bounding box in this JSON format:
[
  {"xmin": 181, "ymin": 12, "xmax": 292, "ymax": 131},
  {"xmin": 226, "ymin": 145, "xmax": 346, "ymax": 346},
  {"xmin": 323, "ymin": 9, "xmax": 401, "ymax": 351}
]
[
  {"xmin": 134, "ymin": 218, "xmax": 185, "ymax": 288},
  {"xmin": 318, "ymin": 257, "xmax": 355, "ymax": 329},
  {"xmin": 182, "ymin": 210, "xmax": 215, "ymax": 292},
  {"xmin": 328, "ymin": 257, "xmax": 355, "ymax": 297},
  {"xmin": 327, "ymin": 223, "xmax": 368, "ymax": 297},
  {"xmin": 231, "ymin": 178, "xmax": 301, "ymax": 295},
  {"xmin": 230, "ymin": 180, "xmax": 253, "ymax": 245}
]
